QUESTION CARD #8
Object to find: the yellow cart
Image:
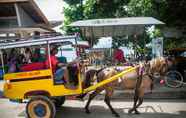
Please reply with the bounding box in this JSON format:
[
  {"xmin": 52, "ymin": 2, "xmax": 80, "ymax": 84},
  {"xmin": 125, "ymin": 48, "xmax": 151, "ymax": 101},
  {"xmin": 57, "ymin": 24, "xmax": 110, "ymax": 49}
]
[{"xmin": 1, "ymin": 35, "xmax": 137, "ymax": 118}]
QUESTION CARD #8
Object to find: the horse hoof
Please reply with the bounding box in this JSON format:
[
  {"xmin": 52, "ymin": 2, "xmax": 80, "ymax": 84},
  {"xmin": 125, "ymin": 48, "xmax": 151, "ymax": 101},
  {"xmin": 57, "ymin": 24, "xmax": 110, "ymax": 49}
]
[
  {"xmin": 114, "ymin": 113, "xmax": 120, "ymax": 117},
  {"xmin": 128, "ymin": 109, "xmax": 133, "ymax": 114},
  {"xmin": 85, "ymin": 110, "xmax": 91, "ymax": 114},
  {"xmin": 135, "ymin": 110, "xmax": 140, "ymax": 114}
]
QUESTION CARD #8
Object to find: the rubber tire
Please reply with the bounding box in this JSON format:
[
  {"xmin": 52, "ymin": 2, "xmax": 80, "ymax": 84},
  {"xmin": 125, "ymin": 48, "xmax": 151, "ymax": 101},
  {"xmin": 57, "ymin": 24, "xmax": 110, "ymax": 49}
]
[
  {"xmin": 53, "ymin": 96, "xmax": 66, "ymax": 108},
  {"xmin": 26, "ymin": 96, "xmax": 56, "ymax": 118},
  {"xmin": 165, "ymin": 70, "xmax": 183, "ymax": 88}
]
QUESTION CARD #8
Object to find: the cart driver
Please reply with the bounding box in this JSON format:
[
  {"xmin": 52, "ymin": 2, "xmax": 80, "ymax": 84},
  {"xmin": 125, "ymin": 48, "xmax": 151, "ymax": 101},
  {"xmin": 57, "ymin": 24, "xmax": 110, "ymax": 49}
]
[
  {"xmin": 45, "ymin": 46, "xmax": 79, "ymax": 85},
  {"xmin": 45, "ymin": 46, "xmax": 67, "ymax": 83}
]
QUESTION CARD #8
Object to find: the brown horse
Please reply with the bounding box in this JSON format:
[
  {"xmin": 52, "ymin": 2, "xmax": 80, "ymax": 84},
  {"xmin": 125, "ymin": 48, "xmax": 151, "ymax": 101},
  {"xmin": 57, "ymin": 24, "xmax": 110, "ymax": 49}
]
[{"xmin": 80, "ymin": 57, "xmax": 171, "ymax": 117}]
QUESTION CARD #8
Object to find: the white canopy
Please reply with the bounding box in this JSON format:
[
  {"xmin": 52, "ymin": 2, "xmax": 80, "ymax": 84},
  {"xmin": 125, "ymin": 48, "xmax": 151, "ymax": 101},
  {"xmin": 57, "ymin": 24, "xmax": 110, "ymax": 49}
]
[
  {"xmin": 70, "ymin": 17, "xmax": 165, "ymax": 37},
  {"xmin": 0, "ymin": 35, "xmax": 76, "ymax": 49}
]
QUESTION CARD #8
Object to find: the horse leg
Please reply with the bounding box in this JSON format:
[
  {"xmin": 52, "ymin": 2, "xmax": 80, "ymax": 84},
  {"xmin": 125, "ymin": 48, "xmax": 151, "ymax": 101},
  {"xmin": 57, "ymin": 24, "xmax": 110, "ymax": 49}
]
[
  {"xmin": 85, "ymin": 90, "xmax": 101, "ymax": 114},
  {"xmin": 104, "ymin": 89, "xmax": 120, "ymax": 117},
  {"xmin": 129, "ymin": 73, "xmax": 143, "ymax": 114},
  {"xmin": 133, "ymin": 88, "xmax": 145, "ymax": 114},
  {"xmin": 134, "ymin": 97, "xmax": 143, "ymax": 114},
  {"xmin": 129, "ymin": 88, "xmax": 144, "ymax": 114},
  {"xmin": 128, "ymin": 91, "xmax": 139, "ymax": 114}
]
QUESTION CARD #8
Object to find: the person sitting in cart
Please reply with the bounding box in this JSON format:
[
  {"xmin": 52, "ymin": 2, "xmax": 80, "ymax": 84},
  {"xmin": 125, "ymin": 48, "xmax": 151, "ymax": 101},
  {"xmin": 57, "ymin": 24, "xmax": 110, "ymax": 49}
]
[
  {"xmin": 45, "ymin": 46, "xmax": 67, "ymax": 84},
  {"xmin": 8, "ymin": 49, "xmax": 19, "ymax": 73},
  {"xmin": 24, "ymin": 48, "xmax": 32, "ymax": 64},
  {"xmin": 45, "ymin": 46, "xmax": 80, "ymax": 86}
]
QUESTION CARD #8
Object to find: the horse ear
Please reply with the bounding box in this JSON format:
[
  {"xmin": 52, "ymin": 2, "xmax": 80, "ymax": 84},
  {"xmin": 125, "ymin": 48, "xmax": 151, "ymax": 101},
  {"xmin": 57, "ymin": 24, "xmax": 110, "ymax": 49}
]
[{"xmin": 144, "ymin": 61, "xmax": 150, "ymax": 67}]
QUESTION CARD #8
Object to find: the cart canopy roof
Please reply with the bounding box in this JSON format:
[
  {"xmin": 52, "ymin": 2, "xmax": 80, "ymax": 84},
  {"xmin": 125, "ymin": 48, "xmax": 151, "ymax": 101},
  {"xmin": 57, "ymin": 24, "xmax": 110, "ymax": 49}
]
[{"xmin": 0, "ymin": 35, "xmax": 76, "ymax": 50}]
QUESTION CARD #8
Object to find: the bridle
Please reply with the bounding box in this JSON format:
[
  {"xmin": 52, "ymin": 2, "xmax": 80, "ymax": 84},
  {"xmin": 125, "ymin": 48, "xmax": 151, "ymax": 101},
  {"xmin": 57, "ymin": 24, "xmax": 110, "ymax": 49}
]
[{"xmin": 143, "ymin": 57, "xmax": 169, "ymax": 81}]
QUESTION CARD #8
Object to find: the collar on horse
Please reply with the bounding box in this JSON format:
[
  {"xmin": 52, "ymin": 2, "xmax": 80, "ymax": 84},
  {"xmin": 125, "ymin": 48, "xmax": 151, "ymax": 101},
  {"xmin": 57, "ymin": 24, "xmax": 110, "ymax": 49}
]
[{"xmin": 139, "ymin": 63, "xmax": 153, "ymax": 80}]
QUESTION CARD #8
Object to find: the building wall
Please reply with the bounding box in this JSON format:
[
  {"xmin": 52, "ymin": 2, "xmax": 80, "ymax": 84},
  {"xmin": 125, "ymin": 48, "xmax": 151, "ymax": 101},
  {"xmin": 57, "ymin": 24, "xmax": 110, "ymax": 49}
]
[
  {"xmin": 0, "ymin": 19, "xmax": 18, "ymax": 28},
  {"xmin": 16, "ymin": 4, "xmax": 36, "ymax": 27}
]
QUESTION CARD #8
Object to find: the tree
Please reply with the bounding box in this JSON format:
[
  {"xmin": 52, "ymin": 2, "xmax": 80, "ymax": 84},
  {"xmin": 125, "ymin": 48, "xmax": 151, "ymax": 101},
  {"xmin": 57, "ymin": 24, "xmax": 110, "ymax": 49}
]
[
  {"xmin": 62, "ymin": 0, "xmax": 84, "ymax": 34},
  {"xmin": 63, "ymin": 0, "xmax": 130, "ymax": 45},
  {"xmin": 126, "ymin": 0, "xmax": 186, "ymax": 52},
  {"xmin": 62, "ymin": 5, "xmax": 83, "ymax": 34},
  {"xmin": 84, "ymin": 0, "xmax": 129, "ymax": 19},
  {"xmin": 62, "ymin": 0, "xmax": 186, "ymax": 50},
  {"xmin": 63, "ymin": 0, "xmax": 130, "ymax": 34},
  {"xmin": 63, "ymin": 0, "xmax": 82, "ymax": 5}
]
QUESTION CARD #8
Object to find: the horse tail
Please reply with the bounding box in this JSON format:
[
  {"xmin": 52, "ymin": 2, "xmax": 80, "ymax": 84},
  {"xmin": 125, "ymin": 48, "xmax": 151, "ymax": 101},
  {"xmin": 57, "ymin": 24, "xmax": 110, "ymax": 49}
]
[
  {"xmin": 77, "ymin": 68, "xmax": 105, "ymax": 100},
  {"xmin": 85, "ymin": 67, "xmax": 105, "ymax": 87},
  {"xmin": 76, "ymin": 69, "xmax": 98, "ymax": 100},
  {"xmin": 85, "ymin": 70, "xmax": 97, "ymax": 88}
]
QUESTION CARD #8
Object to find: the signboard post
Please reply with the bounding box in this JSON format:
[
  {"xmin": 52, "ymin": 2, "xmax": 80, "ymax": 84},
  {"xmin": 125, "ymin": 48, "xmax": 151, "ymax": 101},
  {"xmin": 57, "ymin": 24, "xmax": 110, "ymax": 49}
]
[{"xmin": 152, "ymin": 37, "xmax": 163, "ymax": 58}]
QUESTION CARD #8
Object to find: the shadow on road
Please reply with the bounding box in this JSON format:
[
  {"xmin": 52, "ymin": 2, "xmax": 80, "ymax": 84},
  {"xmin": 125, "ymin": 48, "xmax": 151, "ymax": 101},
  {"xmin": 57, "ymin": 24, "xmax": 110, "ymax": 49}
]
[
  {"xmin": 17, "ymin": 105, "xmax": 186, "ymax": 118},
  {"xmin": 110, "ymin": 98, "xmax": 186, "ymax": 103},
  {"xmin": 55, "ymin": 106, "xmax": 186, "ymax": 118}
]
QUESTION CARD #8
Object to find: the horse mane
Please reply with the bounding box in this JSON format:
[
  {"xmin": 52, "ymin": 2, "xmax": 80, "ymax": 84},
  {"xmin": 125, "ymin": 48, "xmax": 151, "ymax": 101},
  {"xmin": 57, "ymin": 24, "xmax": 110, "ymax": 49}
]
[{"xmin": 147, "ymin": 57, "xmax": 167, "ymax": 75}]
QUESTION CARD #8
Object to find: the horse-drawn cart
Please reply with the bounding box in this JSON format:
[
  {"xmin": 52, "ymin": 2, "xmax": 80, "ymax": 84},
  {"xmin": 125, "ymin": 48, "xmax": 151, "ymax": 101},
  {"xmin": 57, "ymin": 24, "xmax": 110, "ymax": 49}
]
[{"xmin": 1, "ymin": 35, "xmax": 137, "ymax": 118}]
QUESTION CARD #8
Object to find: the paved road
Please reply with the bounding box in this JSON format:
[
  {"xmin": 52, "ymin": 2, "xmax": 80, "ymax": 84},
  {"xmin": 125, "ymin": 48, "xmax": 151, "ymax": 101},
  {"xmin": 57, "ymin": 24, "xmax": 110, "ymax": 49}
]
[
  {"xmin": 0, "ymin": 98, "xmax": 186, "ymax": 118},
  {"xmin": 1, "ymin": 80, "xmax": 186, "ymax": 118}
]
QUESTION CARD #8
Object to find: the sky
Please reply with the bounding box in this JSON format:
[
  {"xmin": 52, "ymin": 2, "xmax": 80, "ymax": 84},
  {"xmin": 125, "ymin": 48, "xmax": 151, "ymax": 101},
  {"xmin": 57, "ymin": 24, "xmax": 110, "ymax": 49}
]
[{"xmin": 34, "ymin": 0, "xmax": 64, "ymax": 21}]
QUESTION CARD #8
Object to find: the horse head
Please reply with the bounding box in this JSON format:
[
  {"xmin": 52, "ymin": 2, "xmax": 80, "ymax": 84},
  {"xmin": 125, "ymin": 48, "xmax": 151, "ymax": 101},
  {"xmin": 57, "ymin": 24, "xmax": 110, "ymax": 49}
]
[{"xmin": 147, "ymin": 57, "xmax": 170, "ymax": 77}]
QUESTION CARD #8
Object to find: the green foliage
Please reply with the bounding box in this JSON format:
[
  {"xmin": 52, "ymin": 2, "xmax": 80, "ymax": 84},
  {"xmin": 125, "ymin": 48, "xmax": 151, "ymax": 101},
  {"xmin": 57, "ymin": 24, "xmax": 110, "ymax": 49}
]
[
  {"xmin": 83, "ymin": 0, "xmax": 97, "ymax": 19},
  {"xmin": 63, "ymin": 0, "xmax": 130, "ymax": 41},
  {"xmin": 112, "ymin": 30, "xmax": 151, "ymax": 55},
  {"xmin": 62, "ymin": 4, "xmax": 83, "ymax": 34},
  {"xmin": 164, "ymin": 38, "xmax": 186, "ymax": 50},
  {"xmin": 63, "ymin": 0, "xmax": 130, "ymax": 34},
  {"xmin": 62, "ymin": 0, "xmax": 186, "ymax": 51},
  {"xmin": 127, "ymin": 0, "xmax": 168, "ymax": 20},
  {"xmin": 151, "ymin": 28, "xmax": 163, "ymax": 38},
  {"xmin": 63, "ymin": 0, "xmax": 82, "ymax": 5},
  {"xmin": 112, "ymin": 36, "xmax": 129, "ymax": 49},
  {"xmin": 84, "ymin": 0, "xmax": 129, "ymax": 18},
  {"xmin": 127, "ymin": 0, "xmax": 154, "ymax": 16}
]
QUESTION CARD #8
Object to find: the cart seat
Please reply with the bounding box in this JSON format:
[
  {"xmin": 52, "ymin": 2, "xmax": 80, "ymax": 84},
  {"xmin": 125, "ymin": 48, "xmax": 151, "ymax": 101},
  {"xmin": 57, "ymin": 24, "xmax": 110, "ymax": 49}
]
[{"xmin": 20, "ymin": 62, "xmax": 45, "ymax": 72}]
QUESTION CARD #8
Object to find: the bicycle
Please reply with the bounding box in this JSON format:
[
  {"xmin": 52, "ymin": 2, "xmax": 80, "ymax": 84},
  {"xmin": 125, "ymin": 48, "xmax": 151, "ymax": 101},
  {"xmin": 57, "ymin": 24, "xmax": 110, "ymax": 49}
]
[{"xmin": 164, "ymin": 70, "xmax": 184, "ymax": 88}]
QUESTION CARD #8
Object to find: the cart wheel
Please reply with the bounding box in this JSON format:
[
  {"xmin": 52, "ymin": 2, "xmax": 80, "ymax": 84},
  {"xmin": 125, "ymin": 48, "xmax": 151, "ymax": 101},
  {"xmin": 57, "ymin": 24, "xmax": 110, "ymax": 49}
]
[
  {"xmin": 26, "ymin": 96, "xmax": 56, "ymax": 118},
  {"xmin": 53, "ymin": 96, "xmax": 66, "ymax": 107},
  {"xmin": 165, "ymin": 70, "xmax": 183, "ymax": 88}
]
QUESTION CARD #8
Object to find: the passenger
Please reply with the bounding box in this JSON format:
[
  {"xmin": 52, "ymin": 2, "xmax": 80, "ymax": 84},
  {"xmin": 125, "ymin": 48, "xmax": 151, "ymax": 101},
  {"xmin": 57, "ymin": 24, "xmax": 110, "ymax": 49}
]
[
  {"xmin": 18, "ymin": 54, "xmax": 26, "ymax": 64},
  {"xmin": 24, "ymin": 48, "xmax": 32, "ymax": 64},
  {"xmin": 32, "ymin": 48, "xmax": 45, "ymax": 62},
  {"xmin": 2, "ymin": 49, "xmax": 8, "ymax": 65},
  {"xmin": 8, "ymin": 49, "xmax": 18, "ymax": 73},
  {"xmin": 45, "ymin": 46, "xmax": 67, "ymax": 83}
]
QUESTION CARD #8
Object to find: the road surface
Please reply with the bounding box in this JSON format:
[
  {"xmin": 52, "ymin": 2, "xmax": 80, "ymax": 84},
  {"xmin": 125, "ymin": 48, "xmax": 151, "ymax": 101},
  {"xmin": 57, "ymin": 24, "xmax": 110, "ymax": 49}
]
[{"xmin": 0, "ymin": 98, "xmax": 186, "ymax": 118}]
